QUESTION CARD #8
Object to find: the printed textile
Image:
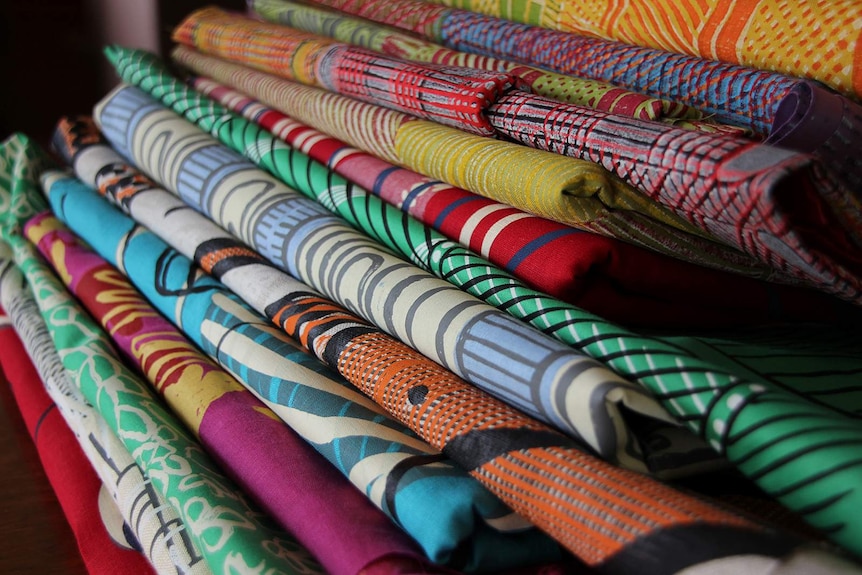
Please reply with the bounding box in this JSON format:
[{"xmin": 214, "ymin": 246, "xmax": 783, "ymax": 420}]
[
  {"xmin": 51, "ymin": 117, "xmax": 565, "ymax": 573},
  {"xmin": 170, "ymin": 46, "xmax": 778, "ymax": 280},
  {"xmin": 172, "ymin": 7, "xmax": 513, "ymax": 136},
  {"xmin": 419, "ymin": 0, "xmax": 862, "ymax": 103},
  {"xmin": 486, "ymin": 91, "xmax": 862, "ymax": 306},
  {"xmin": 0, "ymin": 242, "xmax": 211, "ymax": 575},
  {"xmin": 95, "ymin": 77, "xmax": 690, "ymax": 475},
  {"xmin": 0, "ymin": 137, "xmax": 324, "ymax": 575},
  {"xmin": 86, "ymin": 81, "xmax": 859, "ymax": 575},
  {"xmin": 192, "ymin": 76, "xmax": 850, "ymax": 328},
  {"xmin": 0, "ymin": 281, "xmax": 157, "ymax": 575},
  {"xmin": 23, "ymin": 204, "xmax": 450, "ymax": 575},
  {"xmin": 111, "ymin": 55, "xmax": 862, "ymax": 556},
  {"xmin": 249, "ymin": 0, "xmax": 682, "ymax": 123}
]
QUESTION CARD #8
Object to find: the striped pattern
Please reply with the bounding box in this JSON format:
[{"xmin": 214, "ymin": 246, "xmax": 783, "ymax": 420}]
[
  {"xmin": 487, "ymin": 91, "xmax": 862, "ymax": 305},
  {"xmin": 173, "ymin": 7, "xmax": 513, "ymax": 136},
  {"xmin": 86, "ymin": 82, "xmax": 829, "ymax": 572},
  {"xmin": 170, "ymin": 47, "xmax": 780, "ymax": 281},
  {"xmin": 0, "ymin": 244, "xmax": 209, "ymax": 575},
  {"xmin": 49, "ymin": 123, "xmax": 549, "ymax": 573},
  {"xmin": 422, "ymin": 0, "xmax": 862, "ymax": 101},
  {"xmin": 123, "ymin": 56, "xmax": 862, "ymax": 553},
  {"xmin": 251, "ymin": 0, "xmax": 677, "ymax": 122}
]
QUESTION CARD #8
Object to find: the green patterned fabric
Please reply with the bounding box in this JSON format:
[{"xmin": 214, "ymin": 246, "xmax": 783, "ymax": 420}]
[
  {"xmin": 107, "ymin": 50, "xmax": 862, "ymax": 558},
  {"xmin": 0, "ymin": 134, "xmax": 324, "ymax": 575}
]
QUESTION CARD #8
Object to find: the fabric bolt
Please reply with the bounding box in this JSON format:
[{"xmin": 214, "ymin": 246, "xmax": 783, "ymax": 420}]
[
  {"xmin": 419, "ymin": 0, "xmax": 862, "ymax": 103},
  {"xmin": 23, "ymin": 206, "xmax": 454, "ymax": 575},
  {"xmin": 51, "ymin": 118, "xmax": 563, "ymax": 573},
  {"xmin": 0, "ymin": 267, "xmax": 157, "ymax": 575},
  {"xmin": 485, "ymin": 91, "xmax": 862, "ymax": 305},
  {"xmin": 169, "ymin": 46, "xmax": 781, "ymax": 281},
  {"xmin": 95, "ymin": 76, "xmax": 695, "ymax": 476},
  {"xmin": 192, "ymin": 76, "xmax": 854, "ymax": 328},
  {"xmin": 249, "ymin": 0, "xmax": 682, "ymax": 123},
  {"xmin": 0, "ymin": 245, "xmax": 211, "ymax": 575},
  {"xmin": 172, "ymin": 7, "xmax": 513, "ymax": 136},
  {"xmin": 0, "ymin": 139, "xmax": 324, "ymax": 575},
  {"xmin": 106, "ymin": 58, "xmax": 862, "ymax": 553},
  {"xmin": 85, "ymin": 79, "xmax": 862, "ymax": 575}
]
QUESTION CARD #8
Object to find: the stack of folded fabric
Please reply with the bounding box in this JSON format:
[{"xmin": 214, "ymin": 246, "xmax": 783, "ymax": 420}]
[{"xmin": 1, "ymin": 1, "xmax": 861, "ymax": 574}]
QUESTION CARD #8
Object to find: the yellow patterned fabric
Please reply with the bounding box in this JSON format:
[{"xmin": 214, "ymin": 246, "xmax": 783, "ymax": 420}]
[
  {"xmin": 426, "ymin": 0, "xmax": 862, "ymax": 100},
  {"xmin": 394, "ymin": 120, "xmax": 763, "ymax": 256},
  {"xmin": 174, "ymin": 46, "xmax": 771, "ymax": 276}
]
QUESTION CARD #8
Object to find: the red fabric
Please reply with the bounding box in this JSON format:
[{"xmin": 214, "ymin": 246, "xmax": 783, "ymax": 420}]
[{"xmin": 0, "ymin": 317, "xmax": 155, "ymax": 575}]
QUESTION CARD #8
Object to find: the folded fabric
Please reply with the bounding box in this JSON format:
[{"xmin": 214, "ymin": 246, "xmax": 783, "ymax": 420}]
[
  {"xmin": 107, "ymin": 54, "xmax": 862, "ymax": 555},
  {"xmin": 97, "ymin": 75, "xmax": 698, "ymax": 474},
  {"xmin": 288, "ymin": 0, "xmax": 853, "ymax": 139},
  {"xmin": 193, "ymin": 76, "xmax": 853, "ymax": 328},
  {"xmin": 170, "ymin": 46, "xmax": 781, "ymax": 281},
  {"xmin": 88, "ymin": 76, "xmax": 862, "ymax": 572},
  {"xmin": 0, "ymin": 288, "xmax": 157, "ymax": 575},
  {"xmin": 0, "ymin": 134, "xmax": 211, "ymax": 575},
  {"xmin": 249, "ymin": 0, "xmax": 688, "ymax": 123},
  {"xmin": 48, "ymin": 129, "xmax": 558, "ymax": 574},
  {"xmin": 0, "ymin": 243, "xmax": 211, "ymax": 575},
  {"xmin": 173, "ymin": 6, "xmax": 513, "ymax": 136},
  {"xmin": 168, "ymin": 11, "xmax": 862, "ymax": 302},
  {"xmin": 0, "ymin": 137, "xmax": 324, "ymax": 575},
  {"xmin": 292, "ymin": 0, "xmax": 862, "ymax": 194},
  {"xmin": 486, "ymin": 90, "xmax": 862, "ymax": 305},
  {"xmin": 418, "ymin": 0, "xmax": 862, "ymax": 103},
  {"xmin": 24, "ymin": 205, "xmax": 454, "ymax": 575}
]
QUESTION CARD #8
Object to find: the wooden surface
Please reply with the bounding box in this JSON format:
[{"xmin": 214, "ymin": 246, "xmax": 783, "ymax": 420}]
[{"xmin": 0, "ymin": 364, "xmax": 88, "ymax": 575}]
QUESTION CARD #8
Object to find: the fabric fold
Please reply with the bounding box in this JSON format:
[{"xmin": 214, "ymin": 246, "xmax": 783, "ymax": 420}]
[
  {"xmin": 49, "ymin": 123, "xmax": 560, "ymax": 573},
  {"xmin": 0, "ymin": 241, "xmax": 211, "ymax": 575},
  {"xmin": 170, "ymin": 45, "xmax": 782, "ymax": 281},
  {"xmin": 106, "ymin": 51, "xmax": 862, "ymax": 557},
  {"xmin": 0, "ymin": 134, "xmax": 324, "ymax": 575}
]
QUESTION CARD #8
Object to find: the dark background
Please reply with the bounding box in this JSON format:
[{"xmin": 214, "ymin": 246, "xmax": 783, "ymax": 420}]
[{"xmin": 0, "ymin": 1, "xmax": 242, "ymax": 148}]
